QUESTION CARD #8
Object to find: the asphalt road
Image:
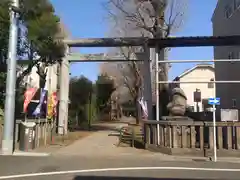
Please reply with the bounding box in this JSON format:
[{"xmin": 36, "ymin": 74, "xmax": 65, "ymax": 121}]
[{"xmin": 1, "ymin": 155, "xmax": 240, "ymax": 180}]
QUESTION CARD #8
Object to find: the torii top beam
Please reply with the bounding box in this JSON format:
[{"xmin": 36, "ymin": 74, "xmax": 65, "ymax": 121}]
[
  {"xmin": 16, "ymin": 53, "xmax": 145, "ymax": 64},
  {"xmin": 63, "ymin": 35, "xmax": 240, "ymax": 48},
  {"xmin": 67, "ymin": 53, "xmax": 147, "ymax": 62}
]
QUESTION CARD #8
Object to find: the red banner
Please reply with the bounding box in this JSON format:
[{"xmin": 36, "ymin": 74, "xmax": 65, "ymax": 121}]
[{"xmin": 23, "ymin": 88, "xmax": 38, "ymax": 113}]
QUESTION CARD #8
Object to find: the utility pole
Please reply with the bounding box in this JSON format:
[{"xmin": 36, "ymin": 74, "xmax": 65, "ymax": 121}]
[{"xmin": 2, "ymin": 0, "xmax": 19, "ymax": 155}]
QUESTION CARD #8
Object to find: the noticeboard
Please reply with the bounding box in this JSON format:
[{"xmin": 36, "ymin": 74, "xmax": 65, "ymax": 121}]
[{"xmin": 221, "ymin": 109, "xmax": 239, "ymax": 122}]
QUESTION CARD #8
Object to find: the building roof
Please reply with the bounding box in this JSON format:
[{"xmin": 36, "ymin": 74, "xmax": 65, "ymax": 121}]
[
  {"xmin": 211, "ymin": 0, "xmax": 222, "ymax": 22},
  {"xmin": 175, "ymin": 63, "xmax": 214, "ymax": 80}
]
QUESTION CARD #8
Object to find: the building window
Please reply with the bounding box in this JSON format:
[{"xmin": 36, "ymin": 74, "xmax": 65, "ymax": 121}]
[
  {"xmin": 208, "ymin": 78, "xmax": 214, "ymax": 88},
  {"xmin": 225, "ymin": 5, "xmax": 233, "ymax": 18},
  {"xmin": 232, "ymin": 99, "xmax": 237, "ymax": 108}
]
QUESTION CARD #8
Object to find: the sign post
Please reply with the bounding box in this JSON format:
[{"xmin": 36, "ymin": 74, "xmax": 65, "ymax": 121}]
[{"xmin": 208, "ymin": 97, "xmax": 220, "ymax": 162}]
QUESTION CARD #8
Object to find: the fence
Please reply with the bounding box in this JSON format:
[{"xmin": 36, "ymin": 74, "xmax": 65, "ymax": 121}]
[
  {"xmin": 143, "ymin": 119, "xmax": 240, "ymax": 157},
  {"xmin": 0, "ymin": 119, "xmax": 54, "ymax": 149}
]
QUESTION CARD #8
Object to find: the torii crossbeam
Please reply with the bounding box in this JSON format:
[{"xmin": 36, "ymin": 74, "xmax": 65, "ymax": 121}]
[{"xmin": 64, "ymin": 35, "xmax": 240, "ymax": 47}]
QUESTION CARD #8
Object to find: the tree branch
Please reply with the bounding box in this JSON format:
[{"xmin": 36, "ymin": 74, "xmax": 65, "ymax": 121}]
[{"xmin": 102, "ymin": 0, "xmax": 188, "ymax": 108}]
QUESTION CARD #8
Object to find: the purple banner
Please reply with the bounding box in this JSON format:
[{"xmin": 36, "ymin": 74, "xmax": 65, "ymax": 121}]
[{"xmin": 33, "ymin": 88, "xmax": 47, "ymax": 116}]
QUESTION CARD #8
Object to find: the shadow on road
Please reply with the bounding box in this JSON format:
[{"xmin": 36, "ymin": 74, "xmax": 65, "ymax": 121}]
[
  {"xmin": 73, "ymin": 175, "xmax": 222, "ymax": 180},
  {"xmin": 69, "ymin": 122, "xmax": 126, "ymax": 132},
  {"xmin": 69, "ymin": 125, "xmax": 118, "ymax": 132}
]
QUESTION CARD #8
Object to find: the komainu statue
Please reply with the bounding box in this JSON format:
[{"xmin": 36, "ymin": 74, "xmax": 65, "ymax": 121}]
[{"xmin": 167, "ymin": 87, "xmax": 187, "ymax": 116}]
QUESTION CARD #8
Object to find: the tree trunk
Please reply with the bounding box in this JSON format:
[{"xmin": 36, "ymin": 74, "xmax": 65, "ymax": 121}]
[
  {"xmin": 155, "ymin": 8, "xmax": 170, "ymax": 118},
  {"xmin": 158, "ymin": 49, "xmax": 170, "ymax": 117},
  {"xmin": 159, "ymin": 86, "xmax": 169, "ymax": 116},
  {"xmin": 134, "ymin": 97, "xmax": 141, "ymax": 124}
]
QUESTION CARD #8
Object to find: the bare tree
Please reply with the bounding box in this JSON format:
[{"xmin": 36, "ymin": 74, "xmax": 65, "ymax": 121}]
[
  {"xmin": 103, "ymin": 0, "xmax": 188, "ymax": 119},
  {"xmin": 105, "ymin": 0, "xmax": 187, "ymax": 37},
  {"xmin": 118, "ymin": 47, "xmax": 143, "ymax": 123},
  {"xmin": 99, "ymin": 46, "xmax": 143, "ymax": 123}
]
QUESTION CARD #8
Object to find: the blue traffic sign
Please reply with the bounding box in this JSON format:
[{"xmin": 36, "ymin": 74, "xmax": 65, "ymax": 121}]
[{"xmin": 208, "ymin": 97, "xmax": 220, "ymax": 105}]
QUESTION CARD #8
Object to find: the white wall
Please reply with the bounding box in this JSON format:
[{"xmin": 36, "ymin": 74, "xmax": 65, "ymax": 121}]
[{"xmin": 179, "ymin": 67, "xmax": 215, "ymax": 112}]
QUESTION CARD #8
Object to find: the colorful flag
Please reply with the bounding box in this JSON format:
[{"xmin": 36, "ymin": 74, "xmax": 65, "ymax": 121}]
[
  {"xmin": 23, "ymin": 87, "xmax": 38, "ymax": 113},
  {"xmin": 52, "ymin": 92, "xmax": 58, "ymax": 115},
  {"xmin": 33, "ymin": 89, "xmax": 47, "ymax": 116},
  {"xmin": 47, "ymin": 92, "xmax": 58, "ymax": 119}
]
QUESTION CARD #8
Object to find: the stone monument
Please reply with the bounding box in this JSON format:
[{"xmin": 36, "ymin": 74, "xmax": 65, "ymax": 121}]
[{"xmin": 167, "ymin": 87, "xmax": 187, "ymax": 116}]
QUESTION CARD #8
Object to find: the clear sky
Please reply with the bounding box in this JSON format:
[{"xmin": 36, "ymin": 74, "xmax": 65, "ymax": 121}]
[{"xmin": 50, "ymin": 0, "xmax": 218, "ymax": 82}]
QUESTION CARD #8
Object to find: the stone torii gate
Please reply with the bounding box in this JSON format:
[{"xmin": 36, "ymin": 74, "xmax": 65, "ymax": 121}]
[
  {"xmin": 58, "ymin": 40, "xmax": 153, "ymax": 134},
  {"xmin": 58, "ymin": 35, "xmax": 240, "ymax": 134}
]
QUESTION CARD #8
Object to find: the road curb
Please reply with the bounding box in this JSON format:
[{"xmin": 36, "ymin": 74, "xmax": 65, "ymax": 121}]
[
  {"xmin": 12, "ymin": 151, "xmax": 50, "ymax": 157},
  {"xmin": 172, "ymin": 156, "xmax": 240, "ymax": 163}
]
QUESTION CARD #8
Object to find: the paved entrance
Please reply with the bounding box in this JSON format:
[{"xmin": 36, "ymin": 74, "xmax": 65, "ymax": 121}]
[{"xmin": 54, "ymin": 125, "xmax": 154, "ymax": 157}]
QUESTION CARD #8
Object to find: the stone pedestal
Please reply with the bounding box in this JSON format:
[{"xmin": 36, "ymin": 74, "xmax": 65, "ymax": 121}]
[
  {"xmin": 161, "ymin": 116, "xmax": 193, "ymax": 122},
  {"xmin": 160, "ymin": 116, "xmax": 195, "ymax": 150}
]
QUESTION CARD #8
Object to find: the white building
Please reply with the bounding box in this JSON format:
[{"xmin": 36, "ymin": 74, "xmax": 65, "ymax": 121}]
[{"xmin": 171, "ymin": 64, "xmax": 215, "ymax": 112}]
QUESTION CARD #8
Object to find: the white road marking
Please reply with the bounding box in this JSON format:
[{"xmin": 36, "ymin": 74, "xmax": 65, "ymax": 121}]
[
  {"xmin": 0, "ymin": 166, "xmax": 240, "ymax": 179},
  {"xmin": 13, "ymin": 151, "xmax": 50, "ymax": 157}
]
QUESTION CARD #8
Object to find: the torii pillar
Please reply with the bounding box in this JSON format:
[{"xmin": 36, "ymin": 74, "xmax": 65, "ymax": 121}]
[
  {"xmin": 58, "ymin": 46, "xmax": 70, "ymax": 134},
  {"xmin": 143, "ymin": 45, "xmax": 153, "ymax": 120}
]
